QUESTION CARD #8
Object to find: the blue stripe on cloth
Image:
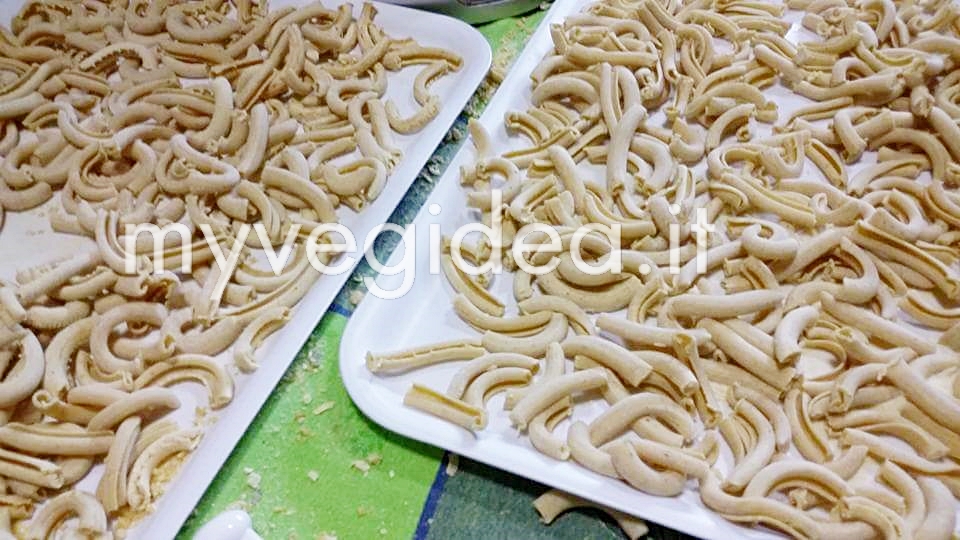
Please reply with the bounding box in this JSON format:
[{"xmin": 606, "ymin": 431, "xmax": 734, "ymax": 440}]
[
  {"xmin": 414, "ymin": 452, "xmax": 451, "ymax": 539},
  {"xmin": 328, "ymin": 302, "xmax": 352, "ymax": 318}
]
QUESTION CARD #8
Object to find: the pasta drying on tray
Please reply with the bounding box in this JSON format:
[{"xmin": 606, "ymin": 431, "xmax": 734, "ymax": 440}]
[
  {"xmin": 0, "ymin": 0, "xmax": 462, "ymax": 536},
  {"xmin": 367, "ymin": 0, "xmax": 960, "ymax": 538}
]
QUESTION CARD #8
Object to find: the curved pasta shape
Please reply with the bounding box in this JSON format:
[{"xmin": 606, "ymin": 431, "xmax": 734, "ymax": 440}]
[
  {"xmin": 187, "ymin": 77, "xmax": 233, "ymax": 151},
  {"xmin": 261, "ymin": 165, "xmax": 337, "ymax": 225},
  {"xmin": 739, "ymin": 223, "xmax": 799, "ymax": 262},
  {"xmin": 916, "ymin": 477, "xmax": 956, "ymax": 539},
  {"xmin": 877, "ymin": 460, "xmax": 926, "ymax": 536},
  {"xmin": 667, "ymin": 289, "xmax": 784, "ymax": 322},
  {"xmin": 723, "ymin": 400, "xmax": 777, "ymax": 492},
  {"xmin": 733, "ymin": 383, "xmax": 791, "ymax": 452},
  {"xmin": 482, "ymin": 314, "xmax": 569, "ymax": 358},
  {"xmin": 127, "ymin": 427, "xmax": 202, "ymax": 510},
  {"xmin": 462, "ymin": 367, "xmax": 532, "ymax": 406},
  {"xmin": 156, "ymin": 134, "xmax": 240, "ymax": 195},
  {"xmin": 455, "ymin": 295, "xmax": 551, "ymax": 335},
  {"xmin": 885, "ymin": 359, "xmax": 960, "ymax": 434},
  {"xmin": 0, "ymin": 422, "xmax": 112, "ymax": 456},
  {"xmin": 567, "ymin": 420, "xmax": 617, "ymax": 477},
  {"xmin": 134, "ymin": 354, "xmax": 233, "ymax": 409},
  {"xmin": 744, "ymin": 459, "xmax": 853, "ymax": 503},
  {"xmin": 511, "ymin": 369, "xmax": 607, "ymax": 430},
  {"xmin": 561, "ymin": 336, "xmax": 651, "ymax": 386},
  {"xmin": 533, "ymin": 488, "xmax": 649, "ymax": 539},
  {"xmin": 630, "ymin": 437, "xmax": 709, "ymax": 479},
  {"xmin": 446, "ymin": 352, "xmax": 539, "ymax": 400},
  {"xmin": 598, "ymin": 315, "xmax": 708, "ymax": 350},
  {"xmin": 850, "ymin": 220, "xmax": 960, "ymax": 300},
  {"xmin": 700, "ymin": 471, "xmax": 875, "ymax": 539},
  {"xmin": 784, "ymin": 388, "xmax": 832, "ymax": 464},
  {"xmin": 233, "ymin": 307, "xmax": 291, "ymax": 373},
  {"xmin": 528, "ymin": 398, "xmax": 572, "ymax": 461},
  {"xmin": 608, "ymin": 440, "xmax": 686, "ymax": 496},
  {"xmin": 588, "ymin": 393, "xmax": 694, "ymax": 446},
  {"xmin": 23, "ymin": 301, "xmax": 89, "ymax": 331},
  {"xmin": 537, "ymin": 271, "xmax": 643, "ymax": 313},
  {"xmin": 31, "ymin": 390, "xmax": 96, "ymax": 425},
  {"xmin": 97, "ymin": 416, "xmax": 139, "ymax": 513},
  {"xmin": 0, "ymin": 333, "xmax": 44, "ymax": 409},
  {"xmin": 19, "ymin": 490, "xmax": 108, "ymax": 540},
  {"xmin": 87, "ymin": 387, "xmax": 181, "ymax": 431},
  {"xmin": 841, "ymin": 427, "xmax": 958, "ymax": 475},
  {"xmin": 837, "ymin": 495, "xmax": 906, "ymax": 539},
  {"xmin": 773, "ymin": 305, "xmax": 818, "ymax": 366},
  {"xmin": 165, "ymin": 4, "xmax": 239, "ymax": 44},
  {"xmin": 89, "ymin": 302, "xmax": 169, "ymax": 376}
]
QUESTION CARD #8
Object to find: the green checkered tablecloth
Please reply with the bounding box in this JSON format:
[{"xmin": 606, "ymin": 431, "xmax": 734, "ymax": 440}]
[{"xmin": 179, "ymin": 9, "xmax": 690, "ymax": 539}]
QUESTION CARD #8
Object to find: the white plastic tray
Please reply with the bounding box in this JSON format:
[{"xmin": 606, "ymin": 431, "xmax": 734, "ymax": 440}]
[
  {"xmin": 340, "ymin": 1, "xmax": 771, "ymax": 537},
  {"xmin": 340, "ymin": 0, "xmax": 960, "ymax": 537},
  {"xmin": 0, "ymin": 2, "xmax": 491, "ymax": 535}
]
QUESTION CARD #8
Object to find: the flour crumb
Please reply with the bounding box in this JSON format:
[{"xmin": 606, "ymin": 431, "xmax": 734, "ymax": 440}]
[
  {"xmin": 313, "ymin": 401, "xmax": 335, "ymax": 415},
  {"xmin": 446, "ymin": 454, "xmax": 459, "ymax": 477},
  {"xmin": 348, "ymin": 289, "xmax": 365, "ymax": 306},
  {"xmin": 246, "ymin": 470, "xmax": 262, "ymax": 490}
]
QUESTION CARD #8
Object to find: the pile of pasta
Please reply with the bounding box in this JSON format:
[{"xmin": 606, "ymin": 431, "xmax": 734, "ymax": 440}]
[
  {"xmin": 367, "ymin": 0, "xmax": 960, "ymax": 537},
  {"xmin": 0, "ymin": 0, "xmax": 462, "ymax": 536}
]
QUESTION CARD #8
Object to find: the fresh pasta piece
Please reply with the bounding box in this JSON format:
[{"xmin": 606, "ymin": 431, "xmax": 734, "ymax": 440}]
[
  {"xmin": 0, "ymin": 423, "xmax": 112, "ymax": 457},
  {"xmin": 403, "ymin": 383, "xmax": 487, "ymax": 431},
  {"xmin": 482, "ymin": 313, "xmax": 569, "ymax": 358},
  {"xmin": 916, "ymin": 477, "xmax": 956, "ymax": 540},
  {"xmin": 18, "ymin": 490, "xmax": 108, "ymax": 540},
  {"xmin": 367, "ymin": 339, "xmax": 484, "ymax": 374},
  {"xmin": 86, "ymin": 388, "xmax": 180, "ymax": 431},
  {"xmin": 588, "ymin": 393, "xmax": 695, "ymax": 446},
  {"xmin": 567, "ymin": 421, "xmax": 617, "ymax": 478},
  {"xmin": 446, "ymin": 353, "xmax": 539, "ymax": 400},
  {"xmin": 233, "ymin": 307, "xmax": 291, "ymax": 373},
  {"xmin": 533, "ymin": 489, "xmax": 649, "ymax": 539},
  {"xmin": 723, "ymin": 400, "xmax": 777, "ymax": 493},
  {"xmin": 0, "ymin": 333, "xmax": 44, "ymax": 409},
  {"xmin": 561, "ymin": 336, "xmax": 651, "ymax": 386},
  {"xmin": 134, "ymin": 354, "xmax": 234, "ymax": 409},
  {"xmin": 97, "ymin": 417, "xmax": 139, "ymax": 513},
  {"xmin": 609, "ymin": 439, "xmax": 686, "ymax": 496},
  {"xmin": 510, "ymin": 369, "xmax": 607, "ymax": 430},
  {"xmin": 528, "ymin": 397, "xmax": 572, "ymax": 460},
  {"xmin": 127, "ymin": 427, "xmax": 202, "ymax": 510}
]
